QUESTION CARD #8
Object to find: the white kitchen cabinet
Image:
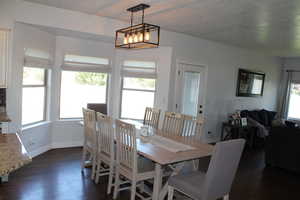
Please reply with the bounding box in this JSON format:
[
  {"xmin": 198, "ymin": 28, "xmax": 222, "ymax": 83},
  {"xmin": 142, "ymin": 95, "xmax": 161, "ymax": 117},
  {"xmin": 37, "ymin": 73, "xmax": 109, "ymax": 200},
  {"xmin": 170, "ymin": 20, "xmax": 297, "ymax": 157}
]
[
  {"xmin": 0, "ymin": 29, "xmax": 9, "ymax": 88},
  {"xmin": 0, "ymin": 65, "xmax": 7, "ymax": 88}
]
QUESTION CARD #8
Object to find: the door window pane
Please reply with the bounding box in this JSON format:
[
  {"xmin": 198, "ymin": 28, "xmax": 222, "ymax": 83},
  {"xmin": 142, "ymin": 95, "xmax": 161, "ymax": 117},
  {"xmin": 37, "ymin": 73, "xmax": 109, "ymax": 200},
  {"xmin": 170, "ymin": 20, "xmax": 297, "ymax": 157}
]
[
  {"xmin": 60, "ymin": 71, "xmax": 107, "ymax": 118},
  {"xmin": 288, "ymin": 83, "xmax": 300, "ymax": 119},
  {"xmin": 182, "ymin": 71, "xmax": 200, "ymax": 117},
  {"xmin": 22, "ymin": 87, "xmax": 45, "ymax": 125}
]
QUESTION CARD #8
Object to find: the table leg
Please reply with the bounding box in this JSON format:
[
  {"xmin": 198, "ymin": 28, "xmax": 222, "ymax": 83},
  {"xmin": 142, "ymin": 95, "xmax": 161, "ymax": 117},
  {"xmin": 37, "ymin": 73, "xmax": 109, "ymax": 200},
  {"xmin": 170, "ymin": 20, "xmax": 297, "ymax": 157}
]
[
  {"xmin": 153, "ymin": 163, "xmax": 162, "ymax": 200},
  {"xmin": 1, "ymin": 175, "xmax": 8, "ymax": 182}
]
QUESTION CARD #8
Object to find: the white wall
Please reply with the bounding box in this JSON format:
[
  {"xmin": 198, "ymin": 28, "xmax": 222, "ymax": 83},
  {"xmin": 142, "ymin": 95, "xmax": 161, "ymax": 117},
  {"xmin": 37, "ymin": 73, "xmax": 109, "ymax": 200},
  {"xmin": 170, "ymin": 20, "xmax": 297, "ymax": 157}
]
[
  {"xmin": 160, "ymin": 30, "xmax": 281, "ymax": 140},
  {"xmin": 5, "ymin": 1, "xmax": 281, "ymax": 149},
  {"xmin": 8, "ymin": 22, "xmax": 55, "ymax": 156},
  {"xmin": 51, "ymin": 36, "xmax": 172, "ymax": 147}
]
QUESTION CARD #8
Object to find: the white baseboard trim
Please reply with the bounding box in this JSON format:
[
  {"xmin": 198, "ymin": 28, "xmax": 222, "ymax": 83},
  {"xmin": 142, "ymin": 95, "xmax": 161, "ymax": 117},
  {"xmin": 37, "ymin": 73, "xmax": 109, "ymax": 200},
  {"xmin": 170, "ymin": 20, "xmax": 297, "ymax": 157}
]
[
  {"xmin": 29, "ymin": 145, "xmax": 52, "ymax": 158},
  {"xmin": 51, "ymin": 141, "xmax": 83, "ymax": 149},
  {"xmin": 28, "ymin": 142, "xmax": 83, "ymax": 158}
]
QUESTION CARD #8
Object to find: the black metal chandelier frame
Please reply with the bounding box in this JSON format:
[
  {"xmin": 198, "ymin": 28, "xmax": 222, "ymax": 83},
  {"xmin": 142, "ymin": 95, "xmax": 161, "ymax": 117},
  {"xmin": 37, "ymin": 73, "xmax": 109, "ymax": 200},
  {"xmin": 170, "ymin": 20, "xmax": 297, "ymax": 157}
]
[{"xmin": 115, "ymin": 4, "xmax": 160, "ymax": 49}]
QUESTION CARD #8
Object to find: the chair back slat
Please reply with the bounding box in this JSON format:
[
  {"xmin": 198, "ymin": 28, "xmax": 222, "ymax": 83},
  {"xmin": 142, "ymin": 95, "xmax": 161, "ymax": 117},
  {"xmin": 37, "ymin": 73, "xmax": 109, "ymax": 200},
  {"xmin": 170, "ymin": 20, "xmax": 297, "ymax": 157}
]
[
  {"xmin": 143, "ymin": 107, "xmax": 161, "ymax": 129},
  {"xmin": 96, "ymin": 112, "xmax": 114, "ymax": 157},
  {"xmin": 204, "ymin": 139, "xmax": 245, "ymax": 199},
  {"xmin": 82, "ymin": 108, "xmax": 97, "ymax": 148},
  {"xmin": 115, "ymin": 120, "xmax": 137, "ymax": 171},
  {"xmin": 162, "ymin": 112, "xmax": 184, "ymax": 136},
  {"xmin": 182, "ymin": 115, "xmax": 204, "ymax": 138}
]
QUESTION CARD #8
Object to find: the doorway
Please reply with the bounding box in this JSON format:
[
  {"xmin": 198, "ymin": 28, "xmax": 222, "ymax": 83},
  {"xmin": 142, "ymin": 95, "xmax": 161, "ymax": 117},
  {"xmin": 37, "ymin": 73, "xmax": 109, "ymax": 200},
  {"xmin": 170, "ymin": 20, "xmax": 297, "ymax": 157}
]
[{"xmin": 175, "ymin": 62, "xmax": 206, "ymax": 117}]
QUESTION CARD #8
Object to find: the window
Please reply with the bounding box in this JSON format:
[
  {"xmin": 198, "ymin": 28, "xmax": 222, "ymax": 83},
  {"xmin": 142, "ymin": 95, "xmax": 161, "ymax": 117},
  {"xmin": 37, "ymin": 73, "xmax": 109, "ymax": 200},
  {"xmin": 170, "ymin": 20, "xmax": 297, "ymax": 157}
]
[
  {"xmin": 287, "ymin": 83, "xmax": 300, "ymax": 119},
  {"xmin": 120, "ymin": 60, "xmax": 156, "ymax": 120},
  {"xmin": 60, "ymin": 55, "xmax": 110, "ymax": 119},
  {"xmin": 22, "ymin": 67, "xmax": 47, "ymax": 125}
]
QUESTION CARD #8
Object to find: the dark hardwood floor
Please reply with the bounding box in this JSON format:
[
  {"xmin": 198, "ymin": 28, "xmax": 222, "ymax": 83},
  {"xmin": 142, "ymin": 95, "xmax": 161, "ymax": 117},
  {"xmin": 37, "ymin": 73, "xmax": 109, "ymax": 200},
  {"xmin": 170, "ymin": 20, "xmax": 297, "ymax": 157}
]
[{"xmin": 0, "ymin": 147, "xmax": 299, "ymax": 200}]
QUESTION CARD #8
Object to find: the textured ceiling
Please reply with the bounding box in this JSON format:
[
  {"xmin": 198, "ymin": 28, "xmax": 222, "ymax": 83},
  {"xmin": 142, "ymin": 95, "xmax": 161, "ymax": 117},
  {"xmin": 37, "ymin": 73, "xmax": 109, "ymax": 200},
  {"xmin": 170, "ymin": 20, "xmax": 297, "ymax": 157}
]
[{"xmin": 25, "ymin": 0, "xmax": 300, "ymax": 56}]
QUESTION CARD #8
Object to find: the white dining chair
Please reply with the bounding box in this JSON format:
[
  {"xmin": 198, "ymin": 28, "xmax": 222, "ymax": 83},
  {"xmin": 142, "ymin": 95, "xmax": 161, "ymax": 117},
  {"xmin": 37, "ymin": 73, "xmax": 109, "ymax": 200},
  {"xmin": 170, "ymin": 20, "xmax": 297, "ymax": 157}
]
[
  {"xmin": 94, "ymin": 112, "xmax": 115, "ymax": 194},
  {"xmin": 167, "ymin": 139, "xmax": 246, "ymax": 200},
  {"xmin": 114, "ymin": 120, "xmax": 155, "ymax": 200},
  {"xmin": 162, "ymin": 112, "xmax": 185, "ymax": 136},
  {"xmin": 143, "ymin": 107, "xmax": 161, "ymax": 129},
  {"xmin": 181, "ymin": 115, "xmax": 204, "ymax": 171},
  {"xmin": 182, "ymin": 115, "xmax": 204, "ymax": 138},
  {"xmin": 81, "ymin": 108, "xmax": 97, "ymax": 180}
]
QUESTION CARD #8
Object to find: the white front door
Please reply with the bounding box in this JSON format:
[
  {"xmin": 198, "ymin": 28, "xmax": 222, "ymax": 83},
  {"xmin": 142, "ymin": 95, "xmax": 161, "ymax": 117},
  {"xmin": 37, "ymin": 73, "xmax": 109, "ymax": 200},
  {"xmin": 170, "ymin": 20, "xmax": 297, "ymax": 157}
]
[{"xmin": 175, "ymin": 63, "xmax": 206, "ymax": 117}]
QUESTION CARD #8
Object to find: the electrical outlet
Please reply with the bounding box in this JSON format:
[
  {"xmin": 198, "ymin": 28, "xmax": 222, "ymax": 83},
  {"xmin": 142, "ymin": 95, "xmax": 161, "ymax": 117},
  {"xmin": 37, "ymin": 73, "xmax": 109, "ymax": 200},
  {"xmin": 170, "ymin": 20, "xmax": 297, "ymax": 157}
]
[{"xmin": 207, "ymin": 131, "xmax": 213, "ymax": 138}]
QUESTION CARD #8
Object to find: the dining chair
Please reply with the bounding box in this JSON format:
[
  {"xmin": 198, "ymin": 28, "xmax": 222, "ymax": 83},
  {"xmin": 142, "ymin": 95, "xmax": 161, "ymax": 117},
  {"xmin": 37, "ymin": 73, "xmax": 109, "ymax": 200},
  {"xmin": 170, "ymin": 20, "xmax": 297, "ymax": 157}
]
[
  {"xmin": 162, "ymin": 112, "xmax": 185, "ymax": 136},
  {"xmin": 143, "ymin": 107, "xmax": 161, "ymax": 129},
  {"xmin": 114, "ymin": 120, "xmax": 155, "ymax": 200},
  {"xmin": 181, "ymin": 115, "xmax": 204, "ymax": 171},
  {"xmin": 94, "ymin": 112, "xmax": 115, "ymax": 194},
  {"xmin": 182, "ymin": 115, "xmax": 204, "ymax": 138},
  {"xmin": 167, "ymin": 139, "xmax": 246, "ymax": 200},
  {"xmin": 81, "ymin": 108, "xmax": 98, "ymax": 180}
]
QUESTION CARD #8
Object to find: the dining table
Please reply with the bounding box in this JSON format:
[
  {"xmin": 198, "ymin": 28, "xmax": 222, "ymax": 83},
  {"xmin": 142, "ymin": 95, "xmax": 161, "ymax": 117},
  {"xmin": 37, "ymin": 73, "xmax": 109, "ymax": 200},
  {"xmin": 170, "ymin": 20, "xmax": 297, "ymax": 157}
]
[{"xmin": 79, "ymin": 119, "xmax": 214, "ymax": 200}]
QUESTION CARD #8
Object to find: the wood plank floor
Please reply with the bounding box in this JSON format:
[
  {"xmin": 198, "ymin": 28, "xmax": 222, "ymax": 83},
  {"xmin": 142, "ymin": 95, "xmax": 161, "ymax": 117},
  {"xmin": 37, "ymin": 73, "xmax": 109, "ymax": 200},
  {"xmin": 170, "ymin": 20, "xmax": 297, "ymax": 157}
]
[{"xmin": 0, "ymin": 147, "xmax": 299, "ymax": 200}]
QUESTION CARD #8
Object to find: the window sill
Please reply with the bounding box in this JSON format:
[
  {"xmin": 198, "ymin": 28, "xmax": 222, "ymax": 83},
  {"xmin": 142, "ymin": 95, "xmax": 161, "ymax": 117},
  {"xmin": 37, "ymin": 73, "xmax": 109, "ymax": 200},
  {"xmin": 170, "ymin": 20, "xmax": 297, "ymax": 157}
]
[
  {"xmin": 22, "ymin": 121, "xmax": 51, "ymax": 131},
  {"xmin": 58, "ymin": 118, "xmax": 82, "ymax": 122}
]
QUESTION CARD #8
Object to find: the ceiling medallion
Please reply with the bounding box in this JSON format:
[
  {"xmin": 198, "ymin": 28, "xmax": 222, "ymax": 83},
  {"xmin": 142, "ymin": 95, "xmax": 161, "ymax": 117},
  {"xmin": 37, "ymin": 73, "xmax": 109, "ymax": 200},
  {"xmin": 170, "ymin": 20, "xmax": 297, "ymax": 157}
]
[{"xmin": 115, "ymin": 4, "xmax": 160, "ymax": 49}]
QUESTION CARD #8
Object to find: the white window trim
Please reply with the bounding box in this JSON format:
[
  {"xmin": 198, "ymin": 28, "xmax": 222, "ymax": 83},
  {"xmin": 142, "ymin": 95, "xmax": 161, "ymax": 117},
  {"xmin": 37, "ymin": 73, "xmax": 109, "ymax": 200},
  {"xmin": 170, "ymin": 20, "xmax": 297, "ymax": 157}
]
[
  {"xmin": 22, "ymin": 67, "xmax": 49, "ymax": 126},
  {"xmin": 59, "ymin": 55, "xmax": 111, "ymax": 119},
  {"xmin": 119, "ymin": 60, "xmax": 157, "ymax": 120}
]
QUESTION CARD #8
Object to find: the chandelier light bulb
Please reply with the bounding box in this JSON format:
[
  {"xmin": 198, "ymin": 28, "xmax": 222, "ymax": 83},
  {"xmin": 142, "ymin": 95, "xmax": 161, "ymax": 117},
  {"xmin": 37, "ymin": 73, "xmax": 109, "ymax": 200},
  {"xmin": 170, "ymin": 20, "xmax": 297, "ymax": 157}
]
[
  {"xmin": 138, "ymin": 32, "xmax": 144, "ymax": 42},
  {"xmin": 128, "ymin": 34, "xmax": 133, "ymax": 43},
  {"xmin": 123, "ymin": 35, "xmax": 128, "ymax": 44},
  {"xmin": 134, "ymin": 32, "xmax": 138, "ymax": 43},
  {"xmin": 145, "ymin": 30, "xmax": 150, "ymax": 41}
]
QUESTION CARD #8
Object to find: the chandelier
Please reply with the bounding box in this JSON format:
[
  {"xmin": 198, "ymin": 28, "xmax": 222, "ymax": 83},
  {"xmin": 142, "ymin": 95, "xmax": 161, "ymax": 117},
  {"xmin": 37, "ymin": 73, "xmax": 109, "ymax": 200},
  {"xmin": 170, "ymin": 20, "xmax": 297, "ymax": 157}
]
[{"xmin": 115, "ymin": 4, "xmax": 160, "ymax": 49}]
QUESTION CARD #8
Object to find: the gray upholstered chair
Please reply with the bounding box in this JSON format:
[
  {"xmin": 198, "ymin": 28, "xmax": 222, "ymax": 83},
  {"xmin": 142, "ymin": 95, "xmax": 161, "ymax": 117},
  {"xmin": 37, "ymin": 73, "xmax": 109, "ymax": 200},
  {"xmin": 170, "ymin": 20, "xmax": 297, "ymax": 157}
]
[{"xmin": 167, "ymin": 139, "xmax": 245, "ymax": 200}]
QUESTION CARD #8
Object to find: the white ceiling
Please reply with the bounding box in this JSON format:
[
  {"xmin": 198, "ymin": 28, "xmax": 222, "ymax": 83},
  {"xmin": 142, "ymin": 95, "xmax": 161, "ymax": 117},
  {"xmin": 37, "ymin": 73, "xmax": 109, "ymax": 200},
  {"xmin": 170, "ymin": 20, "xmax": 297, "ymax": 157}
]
[{"xmin": 24, "ymin": 0, "xmax": 300, "ymax": 56}]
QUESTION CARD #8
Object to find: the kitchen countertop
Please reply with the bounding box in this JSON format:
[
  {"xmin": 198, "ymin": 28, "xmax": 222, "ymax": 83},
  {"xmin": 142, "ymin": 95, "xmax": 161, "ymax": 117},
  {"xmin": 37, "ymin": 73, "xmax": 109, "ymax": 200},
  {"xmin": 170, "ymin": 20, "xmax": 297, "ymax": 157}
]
[
  {"xmin": 0, "ymin": 133, "xmax": 32, "ymax": 177},
  {"xmin": 0, "ymin": 113, "xmax": 11, "ymax": 122}
]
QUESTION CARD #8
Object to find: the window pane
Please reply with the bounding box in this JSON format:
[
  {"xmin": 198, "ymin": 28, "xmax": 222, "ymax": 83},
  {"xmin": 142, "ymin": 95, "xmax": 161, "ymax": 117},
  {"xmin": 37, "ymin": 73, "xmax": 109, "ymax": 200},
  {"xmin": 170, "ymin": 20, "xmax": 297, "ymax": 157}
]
[
  {"xmin": 60, "ymin": 71, "xmax": 107, "ymax": 118},
  {"xmin": 64, "ymin": 54, "xmax": 109, "ymax": 65},
  {"xmin": 22, "ymin": 87, "xmax": 45, "ymax": 125},
  {"xmin": 123, "ymin": 77, "xmax": 155, "ymax": 90},
  {"xmin": 288, "ymin": 83, "xmax": 300, "ymax": 119},
  {"xmin": 23, "ymin": 67, "xmax": 45, "ymax": 85},
  {"xmin": 124, "ymin": 60, "xmax": 155, "ymax": 68},
  {"xmin": 121, "ymin": 90, "xmax": 155, "ymax": 120}
]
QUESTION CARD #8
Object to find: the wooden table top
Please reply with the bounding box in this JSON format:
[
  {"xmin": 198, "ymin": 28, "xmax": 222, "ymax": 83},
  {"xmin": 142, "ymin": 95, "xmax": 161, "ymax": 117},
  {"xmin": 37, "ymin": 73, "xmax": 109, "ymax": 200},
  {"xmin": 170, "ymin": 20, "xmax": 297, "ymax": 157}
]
[
  {"xmin": 137, "ymin": 132, "xmax": 214, "ymax": 165},
  {"xmin": 79, "ymin": 118, "xmax": 214, "ymax": 166},
  {"xmin": 0, "ymin": 134, "xmax": 32, "ymax": 176}
]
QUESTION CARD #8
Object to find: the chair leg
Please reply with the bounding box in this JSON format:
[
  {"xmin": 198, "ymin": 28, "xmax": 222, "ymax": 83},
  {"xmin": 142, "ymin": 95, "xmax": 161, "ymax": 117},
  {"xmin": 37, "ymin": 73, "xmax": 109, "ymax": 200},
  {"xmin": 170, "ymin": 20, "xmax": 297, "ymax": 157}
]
[
  {"xmin": 223, "ymin": 194, "xmax": 229, "ymax": 200},
  {"xmin": 113, "ymin": 167, "xmax": 120, "ymax": 199},
  {"xmin": 91, "ymin": 154, "xmax": 97, "ymax": 180},
  {"xmin": 95, "ymin": 160, "xmax": 101, "ymax": 184},
  {"xmin": 107, "ymin": 162, "xmax": 114, "ymax": 194},
  {"xmin": 168, "ymin": 186, "xmax": 174, "ymax": 200},
  {"xmin": 130, "ymin": 179, "xmax": 137, "ymax": 200},
  {"xmin": 81, "ymin": 147, "xmax": 87, "ymax": 172},
  {"xmin": 139, "ymin": 181, "xmax": 145, "ymax": 194}
]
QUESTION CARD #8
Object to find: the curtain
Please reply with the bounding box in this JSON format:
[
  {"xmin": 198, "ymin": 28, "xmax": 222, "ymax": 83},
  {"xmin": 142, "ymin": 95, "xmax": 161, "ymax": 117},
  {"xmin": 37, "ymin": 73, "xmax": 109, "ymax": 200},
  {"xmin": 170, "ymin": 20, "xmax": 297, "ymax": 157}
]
[{"xmin": 278, "ymin": 70, "xmax": 293, "ymax": 119}]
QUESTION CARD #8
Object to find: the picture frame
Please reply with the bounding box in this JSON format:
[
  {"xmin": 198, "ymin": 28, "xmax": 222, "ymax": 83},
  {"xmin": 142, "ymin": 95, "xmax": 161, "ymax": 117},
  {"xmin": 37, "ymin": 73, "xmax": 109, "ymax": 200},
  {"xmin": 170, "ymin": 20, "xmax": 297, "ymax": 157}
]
[
  {"xmin": 241, "ymin": 117, "xmax": 247, "ymax": 126},
  {"xmin": 236, "ymin": 69, "xmax": 265, "ymax": 97}
]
